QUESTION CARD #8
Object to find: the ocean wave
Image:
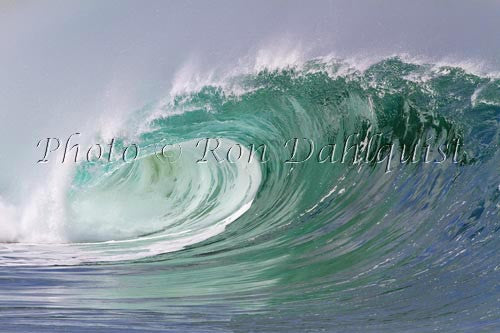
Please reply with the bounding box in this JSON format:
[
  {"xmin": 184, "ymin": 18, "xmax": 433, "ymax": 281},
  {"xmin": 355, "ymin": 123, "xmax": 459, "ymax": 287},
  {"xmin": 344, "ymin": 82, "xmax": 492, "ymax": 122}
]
[{"xmin": 0, "ymin": 57, "xmax": 498, "ymax": 330}]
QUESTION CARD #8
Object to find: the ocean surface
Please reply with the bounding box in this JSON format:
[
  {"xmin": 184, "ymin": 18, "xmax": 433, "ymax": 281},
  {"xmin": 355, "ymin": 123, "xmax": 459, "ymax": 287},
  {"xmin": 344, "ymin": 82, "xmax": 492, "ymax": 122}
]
[{"xmin": 0, "ymin": 56, "xmax": 499, "ymax": 332}]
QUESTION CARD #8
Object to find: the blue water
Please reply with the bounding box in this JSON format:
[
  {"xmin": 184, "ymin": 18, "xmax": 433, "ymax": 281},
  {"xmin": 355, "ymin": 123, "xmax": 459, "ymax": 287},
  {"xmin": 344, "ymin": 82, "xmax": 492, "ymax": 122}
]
[{"xmin": 1, "ymin": 57, "xmax": 499, "ymax": 332}]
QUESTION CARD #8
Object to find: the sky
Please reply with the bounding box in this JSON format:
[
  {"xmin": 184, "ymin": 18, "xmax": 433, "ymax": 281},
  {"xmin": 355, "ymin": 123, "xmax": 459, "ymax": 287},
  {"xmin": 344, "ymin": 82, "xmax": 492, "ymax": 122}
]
[{"xmin": 0, "ymin": 0, "xmax": 499, "ymax": 199}]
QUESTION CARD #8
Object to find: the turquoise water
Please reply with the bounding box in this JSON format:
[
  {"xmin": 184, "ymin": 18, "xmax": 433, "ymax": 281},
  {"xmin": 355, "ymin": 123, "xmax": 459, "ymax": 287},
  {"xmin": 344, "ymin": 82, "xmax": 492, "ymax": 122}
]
[{"xmin": 1, "ymin": 57, "xmax": 499, "ymax": 331}]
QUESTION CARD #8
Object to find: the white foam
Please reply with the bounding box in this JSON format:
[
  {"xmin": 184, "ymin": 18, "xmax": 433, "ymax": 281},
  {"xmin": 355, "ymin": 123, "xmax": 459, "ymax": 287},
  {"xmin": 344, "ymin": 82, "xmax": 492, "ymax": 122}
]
[{"xmin": 0, "ymin": 138, "xmax": 262, "ymax": 265}]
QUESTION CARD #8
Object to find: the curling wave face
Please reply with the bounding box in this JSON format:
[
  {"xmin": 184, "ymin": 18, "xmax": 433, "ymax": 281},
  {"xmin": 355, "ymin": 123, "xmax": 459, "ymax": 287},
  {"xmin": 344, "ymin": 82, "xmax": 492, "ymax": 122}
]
[{"xmin": 0, "ymin": 57, "xmax": 499, "ymax": 330}]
